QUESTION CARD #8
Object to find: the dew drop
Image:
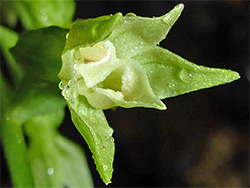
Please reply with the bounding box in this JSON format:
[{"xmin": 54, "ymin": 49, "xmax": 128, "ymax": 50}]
[
  {"xmin": 107, "ymin": 137, "xmax": 113, "ymax": 142},
  {"xmin": 168, "ymin": 83, "xmax": 176, "ymax": 88},
  {"xmin": 64, "ymin": 90, "xmax": 69, "ymax": 94},
  {"xmin": 47, "ymin": 168, "xmax": 54, "ymax": 176},
  {"xmin": 40, "ymin": 8, "xmax": 48, "ymax": 22},
  {"xmin": 103, "ymin": 165, "xmax": 108, "ymax": 171},
  {"xmin": 180, "ymin": 69, "xmax": 193, "ymax": 83},
  {"xmin": 17, "ymin": 139, "xmax": 22, "ymax": 144},
  {"xmin": 40, "ymin": 8, "xmax": 47, "ymax": 15},
  {"xmin": 125, "ymin": 13, "xmax": 136, "ymax": 17}
]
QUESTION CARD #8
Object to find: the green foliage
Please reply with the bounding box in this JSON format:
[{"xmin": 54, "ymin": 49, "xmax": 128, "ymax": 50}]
[
  {"xmin": 1, "ymin": 27, "xmax": 93, "ymax": 187},
  {"xmin": 24, "ymin": 111, "xmax": 93, "ymax": 187},
  {"xmin": 7, "ymin": 27, "xmax": 68, "ymax": 122},
  {"xmin": 1, "ymin": 0, "xmax": 94, "ymax": 187},
  {"xmin": 0, "ymin": 26, "xmax": 23, "ymax": 87},
  {"xmin": 1, "ymin": 28, "xmax": 67, "ymax": 187},
  {"xmin": 11, "ymin": 27, "xmax": 69, "ymax": 83},
  {"xmin": 0, "ymin": 0, "xmax": 75, "ymax": 30}
]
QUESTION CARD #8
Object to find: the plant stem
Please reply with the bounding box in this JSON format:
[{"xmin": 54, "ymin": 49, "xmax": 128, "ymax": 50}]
[{"xmin": 2, "ymin": 118, "xmax": 35, "ymax": 187}]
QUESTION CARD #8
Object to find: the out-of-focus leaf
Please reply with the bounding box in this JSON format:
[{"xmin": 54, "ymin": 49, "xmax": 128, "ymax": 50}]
[
  {"xmin": 2, "ymin": 26, "xmax": 68, "ymax": 187},
  {"xmin": 24, "ymin": 111, "xmax": 93, "ymax": 188},
  {"xmin": 0, "ymin": 0, "xmax": 75, "ymax": 30},
  {"xmin": 0, "ymin": 2, "xmax": 18, "ymax": 28},
  {"xmin": 11, "ymin": 26, "xmax": 68, "ymax": 83},
  {"xmin": 5, "ymin": 79, "xmax": 65, "ymax": 125},
  {"xmin": 5, "ymin": 27, "xmax": 68, "ymax": 123},
  {"xmin": 134, "ymin": 47, "xmax": 240, "ymax": 99},
  {"xmin": 0, "ymin": 26, "xmax": 23, "ymax": 86},
  {"xmin": 1, "ymin": 76, "xmax": 65, "ymax": 188},
  {"xmin": 0, "ymin": 73, "xmax": 12, "ymax": 138},
  {"xmin": 0, "ymin": 73, "xmax": 12, "ymax": 111}
]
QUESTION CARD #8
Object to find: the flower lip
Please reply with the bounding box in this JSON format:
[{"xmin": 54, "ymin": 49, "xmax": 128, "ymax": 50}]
[
  {"xmin": 79, "ymin": 42, "xmax": 109, "ymax": 64},
  {"xmin": 73, "ymin": 40, "xmax": 120, "ymax": 88}
]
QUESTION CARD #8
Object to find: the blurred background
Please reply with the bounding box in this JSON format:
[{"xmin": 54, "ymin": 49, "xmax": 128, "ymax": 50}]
[{"xmin": 1, "ymin": 1, "xmax": 249, "ymax": 187}]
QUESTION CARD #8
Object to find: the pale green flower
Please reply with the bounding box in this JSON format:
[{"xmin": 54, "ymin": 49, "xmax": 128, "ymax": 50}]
[{"xmin": 58, "ymin": 4, "xmax": 240, "ymax": 184}]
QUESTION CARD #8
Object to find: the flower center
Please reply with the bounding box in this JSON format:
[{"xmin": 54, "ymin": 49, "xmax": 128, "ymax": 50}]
[{"xmin": 79, "ymin": 42, "xmax": 109, "ymax": 64}]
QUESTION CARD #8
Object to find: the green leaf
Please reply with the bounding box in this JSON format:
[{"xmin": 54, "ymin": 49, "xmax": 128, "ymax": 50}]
[
  {"xmin": 0, "ymin": 73, "xmax": 12, "ymax": 138},
  {"xmin": 11, "ymin": 27, "xmax": 68, "ymax": 83},
  {"xmin": 63, "ymin": 84, "xmax": 114, "ymax": 185},
  {"xmin": 0, "ymin": 74, "xmax": 11, "ymax": 108},
  {"xmin": 109, "ymin": 4, "xmax": 184, "ymax": 58},
  {"xmin": 134, "ymin": 46, "xmax": 240, "ymax": 99},
  {"xmin": 0, "ymin": 26, "xmax": 23, "ymax": 87},
  {"xmin": 6, "ymin": 79, "xmax": 65, "ymax": 124},
  {"xmin": 1, "ymin": 26, "xmax": 68, "ymax": 187},
  {"xmin": 1, "ymin": 77, "xmax": 65, "ymax": 188},
  {"xmin": 24, "ymin": 111, "xmax": 93, "ymax": 188},
  {"xmin": 0, "ymin": 1, "xmax": 18, "ymax": 28},
  {"xmin": 0, "ymin": 0, "xmax": 75, "ymax": 30},
  {"xmin": 4, "ymin": 27, "xmax": 67, "ymax": 123},
  {"xmin": 63, "ymin": 12, "xmax": 123, "ymax": 53}
]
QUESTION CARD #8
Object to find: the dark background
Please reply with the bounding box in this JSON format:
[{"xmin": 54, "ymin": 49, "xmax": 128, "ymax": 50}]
[{"xmin": 1, "ymin": 1, "xmax": 249, "ymax": 187}]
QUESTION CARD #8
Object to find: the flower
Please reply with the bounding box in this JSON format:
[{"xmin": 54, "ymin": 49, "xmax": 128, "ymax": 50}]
[
  {"xmin": 57, "ymin": 4, "xmax": 240, "ymax": 184},
  {"xmin": 59, "ymin": 4, "xmax": 188, "ymax": 110}
]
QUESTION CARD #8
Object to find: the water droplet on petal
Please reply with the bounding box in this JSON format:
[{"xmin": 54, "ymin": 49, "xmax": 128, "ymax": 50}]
[
  {"xmin": 180, "ymin": 69, "xmax": 193, "ymax": 83},
  {"xmin": 125, "ymin": 13, "xmax": 137, "ymax": 17},
  {"xmin": 40, "ymin": 8, "xmax": 48, "ymax": 22},
  {"xmin": 47, "ymin": 168, "xmax": 54, "ymax": 176},
  {"xmin": 103, "ymin": 165, "xmax": 108, "ymax": 171},
  {"xmin": 107, "ymin": 137, "xmax": 113, "ymax": 142},
  {"xmin": 168, "ymin": 83, "xmax": 176, "ymax": 88}
]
